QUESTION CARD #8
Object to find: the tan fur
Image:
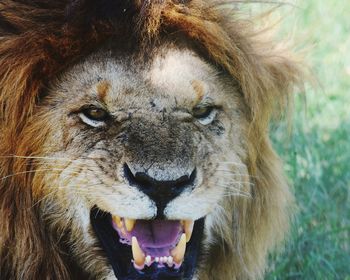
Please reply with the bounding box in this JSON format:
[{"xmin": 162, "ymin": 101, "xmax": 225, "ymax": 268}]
[
  {"xmin": 191, "ymin": 80, "xmax": 205, "ymax": 103},
  {"xmin": 0, "ymin": 1, "xmax": 304, "ymax": 279},
  {"xmin": 97, "ymin": 81, "xmax": 112, "ymax": 101}
]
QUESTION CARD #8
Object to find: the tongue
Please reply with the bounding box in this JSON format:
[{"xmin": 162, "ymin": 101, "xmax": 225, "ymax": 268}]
[{"xmin": 130, "ymin": 220, "xmax": 182, "ymax": 248}]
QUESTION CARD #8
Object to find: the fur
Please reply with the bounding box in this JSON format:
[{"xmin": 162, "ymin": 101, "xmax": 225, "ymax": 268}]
[{"xmin": 0, "ymin": 1, "xmax": 304, "ymax": 279}]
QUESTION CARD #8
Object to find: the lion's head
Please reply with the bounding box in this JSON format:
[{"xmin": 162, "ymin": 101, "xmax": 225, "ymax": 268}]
[{"xmin": 0, "ymin": 1, "xmax": 303, "ymax": 279}]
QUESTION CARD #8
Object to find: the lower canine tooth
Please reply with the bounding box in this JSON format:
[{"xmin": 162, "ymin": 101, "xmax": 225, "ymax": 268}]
[
  {"xmin": 184, "ymin": 220, "xmax": 194, "ymax": 242},
  {"xmin": 131, "ymin": 237, "xmax": 145, "ymax": 267},
  {"xmin": 171, "ymin": 233, "xmax": 187, "ymax": 264},
  {"xmin": 125, "ymin": 218, "xmax": 136, "ymax": 232}
]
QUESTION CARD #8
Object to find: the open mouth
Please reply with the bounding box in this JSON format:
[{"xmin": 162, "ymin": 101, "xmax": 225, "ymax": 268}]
[{"xmin": 91, "ymin": 207, "xmax": 205, "ymax": 280}]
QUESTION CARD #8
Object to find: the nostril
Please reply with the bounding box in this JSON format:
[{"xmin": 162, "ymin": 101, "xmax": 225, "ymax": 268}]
[
  {"xmin": 123, "ymin": 163, "xmax": 136, "ymax": 185},
  {"xmin": 123, "ymin": 164, "xmax": 151, "ymax": 190},
  {"xmin": 175, "ymin": 168, "xmax": 196, "ymax": 189}
]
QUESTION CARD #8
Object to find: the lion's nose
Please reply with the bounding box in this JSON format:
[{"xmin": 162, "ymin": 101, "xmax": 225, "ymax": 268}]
[{"xmin": 123, "ymin": 163, "xmax": 196, "ymax": 218}]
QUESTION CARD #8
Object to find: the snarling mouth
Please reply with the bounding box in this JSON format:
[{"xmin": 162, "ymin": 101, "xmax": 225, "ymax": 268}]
[
  {"xmin": 91, "ymin": 208, "xmax": 205, "ymax": 280},
  {"xmin": 112, "ymin": 216, "xmax": 195, "ymax": 269}
]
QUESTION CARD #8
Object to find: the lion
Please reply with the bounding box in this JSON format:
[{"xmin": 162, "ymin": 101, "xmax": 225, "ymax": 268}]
[{"xmin": 0, "ymin": 0, "xmax": 304, "ymax": 279}]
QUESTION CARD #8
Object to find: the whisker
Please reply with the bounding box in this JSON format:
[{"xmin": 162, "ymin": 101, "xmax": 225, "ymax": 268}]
[
  {"xmin": 224, "ymin": 189, "xmax": 252, "ymax": 197},
  {"xmin": 218, "ymin": 161, "xmax": 247, "ymax": 167},
  {"xmin": 0, "ymin": 169, "xmax": 66, "ymax": 181},
  {"xmin": 31, "ymin": 182, "xmax": 106, "ymax": 208},
  {"xmin": 222, "ymin": 193, "xmax": 252, "ymax": 198},
  {"xmin": 216, "ymin": 169, "xmax": 259, "ymax": 179},
  {"xmin": 223, "ymin": 189, "xmax": 252, "ymax": 196},
  {"xmin": 219, "ymin": 179, "xmax": 255, "ymax": 187},
  {"xmin": 0, "ymin": 155, "xmax": 73, "ymax": 161},
  {"xmin": 1, "ymin": 155, "xmax": 102, "ymax": 169}
]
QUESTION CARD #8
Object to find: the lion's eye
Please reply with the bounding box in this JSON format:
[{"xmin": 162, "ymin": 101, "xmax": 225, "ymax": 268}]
[
  {"xmin": 192, "ymin": 106, "xmax": 217, "ymax": 125},
  {"xmin": 79, "ymin": 107, "xmax": 109, "ymax": 127}
]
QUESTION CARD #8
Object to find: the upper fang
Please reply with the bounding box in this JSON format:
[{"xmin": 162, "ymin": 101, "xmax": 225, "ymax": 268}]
[
  {"xmin": 125, "ymin": 218, "xmax": 136, "ymax": 232},
  {"xmin": 183, "ymin": 220, "xmax": 194, "ymax": 242},
  {"xmin": 112, "ymin": 215, "xmax": 123, "ymax": 228}
]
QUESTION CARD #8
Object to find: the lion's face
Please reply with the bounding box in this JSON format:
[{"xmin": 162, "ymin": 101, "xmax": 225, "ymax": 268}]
[
  {"xmin": 36, "ymin": 45, "xmax": 249, "ymax": 279},
  {"xmin": 0, "ymin": 0, "xmax": 303, "ymax": 279}
]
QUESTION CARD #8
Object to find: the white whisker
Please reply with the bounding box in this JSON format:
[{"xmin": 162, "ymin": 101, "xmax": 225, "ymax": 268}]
[
  {"xmin": 0, "ymin": 155, "xmax": 73, "ymax": 161},
  {"xmin": 0, "ymin": 169, "xmax": 66, "ymax": 181}
]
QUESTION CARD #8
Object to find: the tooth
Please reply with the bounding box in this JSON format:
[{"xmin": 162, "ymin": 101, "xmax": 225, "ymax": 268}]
[
  {"xmin": 125, "ymin": 218, "xmax": 136, "ymax": 232},
  {"xmin": 183, "ymin": 220, "xmax": 194, "ymax": 242},
  {"xmin": 171, "ymin": 233, "xmax": 186, "ymax": 264},
  {"xmin": 167, "ymin": 256, "xmax": 174, "ymax": 266},
  {"xmin": 155, "ymin": 257, "xmax": 160, "ymax": 262},
  {"xmin": 145, "ymin": 255, "xmax": 152, "ymax": 266},
  {"xmin": 112, "ymin": 215, "xmax": 123, "ymax": 228},
  {"xmin": 131, "ymin": 237, "xmax": 145, "ymax": 267},
  {"xmin": 160, "ymin": 257, "xmax": 164, "ymax": 263}
]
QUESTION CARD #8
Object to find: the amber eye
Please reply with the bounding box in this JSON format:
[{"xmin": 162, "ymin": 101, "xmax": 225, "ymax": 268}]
[
  {"xmin": 79, "ymin": 107, "xmax": 109, "ymax": 127},
  {"xmin": 192, "ymin": 106, "xmax": 213, "ymax": 119},
  {"xmin": 192, "ymin": 106, "xmax": 217, "ymax": 125},
  {"xmin": 83, "ymin": 108, "xmax": 108, "ymax": 121}
]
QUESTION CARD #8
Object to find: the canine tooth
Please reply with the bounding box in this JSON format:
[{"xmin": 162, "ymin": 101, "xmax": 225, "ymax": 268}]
[
  {"xmin": 112, "ymin": 215, "xmax": 123, "ymax": 228},
  {"xmin": 131, "ymin": 237, "xmax": 145, "ymax": 266},
  {"xmin": 125, "ymin": 218, "xmax": 136, "ymax": 232},
  {"xmin": 155, "ymin": 257, "xmax": 160, "ymax": 262},
  {"xmin": 184, "ymin": 220, "xmax": 194, "ymax": 242},
  {"xmin": 171, "ymin": 233, "xmax": 186, "ymax": 264}
]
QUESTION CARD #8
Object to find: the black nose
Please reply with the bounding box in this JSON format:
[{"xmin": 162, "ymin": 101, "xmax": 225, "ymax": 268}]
[{"xmin": 123, "ymin": 164, "xmax": 196, "ymax": 218}]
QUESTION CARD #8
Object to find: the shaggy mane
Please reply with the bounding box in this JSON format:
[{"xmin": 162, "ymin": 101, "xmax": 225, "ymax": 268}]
[{"xmin": 0, "ymin": 0, "xmax": 304, "ymax": 279}]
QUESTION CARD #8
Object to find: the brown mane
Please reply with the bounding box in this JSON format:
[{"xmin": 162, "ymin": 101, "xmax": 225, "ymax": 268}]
[{"xmin": 0, "ymin": 0, "xmax": 304, "ymax": 279}]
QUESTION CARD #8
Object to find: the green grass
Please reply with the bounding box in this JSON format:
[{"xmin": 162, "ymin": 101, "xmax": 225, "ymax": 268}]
[{"xmin": 265, "ymin": 1, "xmax": 350, "ymax": 279}]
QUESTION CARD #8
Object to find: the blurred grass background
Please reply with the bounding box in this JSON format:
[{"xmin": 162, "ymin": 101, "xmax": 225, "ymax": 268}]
[{"xmin": 262, "ymin": 0, "xmax": 350, "ymax": 279}]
